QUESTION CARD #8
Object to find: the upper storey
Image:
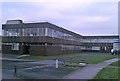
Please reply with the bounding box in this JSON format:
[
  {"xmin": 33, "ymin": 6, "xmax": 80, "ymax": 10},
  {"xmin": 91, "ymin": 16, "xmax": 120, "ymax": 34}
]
[
  {"xmin": 2, "ymin": 20, "xmax": 82, "ymax": 42},
  {"xmin": 82, "ymin": 36, "xmax": 119, "ymax": 43}
]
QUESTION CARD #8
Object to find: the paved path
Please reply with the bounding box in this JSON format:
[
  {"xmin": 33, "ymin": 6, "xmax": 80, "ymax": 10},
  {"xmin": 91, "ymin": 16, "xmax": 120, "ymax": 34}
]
[
  {"xmin": 63, "ymin": 58, "xmax": 119, "ymax": 79},
  {"xmin": 2, "ymin": 69, "xmax": 19, "ymax": 79},
  {"xmin": 1, "ymin": 58, "xmax": 33, "ymax": 62},
  {"xmin": 1, "ymin": 54, "xmax": 33, "ymax": 62}
]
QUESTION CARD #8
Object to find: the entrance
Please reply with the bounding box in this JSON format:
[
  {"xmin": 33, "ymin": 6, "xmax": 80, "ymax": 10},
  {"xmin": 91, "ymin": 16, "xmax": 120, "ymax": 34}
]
[
  {"xmin": 100, "ymin": 47, "xmax": 105, "ymax": 51},
  {"xmin": 23, "ymin": 44, "xmax": 30, "ymax": 54}
]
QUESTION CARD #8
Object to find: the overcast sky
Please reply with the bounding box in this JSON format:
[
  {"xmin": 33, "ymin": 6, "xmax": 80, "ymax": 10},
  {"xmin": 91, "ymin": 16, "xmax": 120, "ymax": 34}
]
[{"xmin": 1, "ymin": 0, "xmax": 119, "ymax": 36}]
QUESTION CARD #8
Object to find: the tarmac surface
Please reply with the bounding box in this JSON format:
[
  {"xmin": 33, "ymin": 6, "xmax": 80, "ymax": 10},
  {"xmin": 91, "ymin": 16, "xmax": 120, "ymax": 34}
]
[{"xmin": 1, "ymin": 52, "xmax": 119, "ymax": 80}]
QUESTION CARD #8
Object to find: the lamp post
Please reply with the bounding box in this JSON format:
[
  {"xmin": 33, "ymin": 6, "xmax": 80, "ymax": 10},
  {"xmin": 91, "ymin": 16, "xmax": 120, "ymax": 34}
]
[
  {"xmin": 56, "ymin": 59, "xmax": 58, "ymax": 68},
  {"xmin": 14, "ymin": 65, "xmax": 17, "ymax": 76}
]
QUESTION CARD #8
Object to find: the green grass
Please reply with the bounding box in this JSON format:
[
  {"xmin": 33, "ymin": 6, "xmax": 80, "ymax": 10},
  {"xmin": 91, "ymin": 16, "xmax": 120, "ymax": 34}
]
[
  {"xmin": 66, "ymin": 55, "xmax": 118, "ymax": 64},
  {"xmin": 95, "ymin": 68, "xmax": 120, "ymax": 79},
  {"xmin": 21, "ymin": 53, "xmax": 86, "ymax": 60},
  {"xmin": 94, "ymin": 60, "xmax": 120, "ymax": 79},
  {"xmin": 110, "ymin": 60, "xmax": 120, "ymax": 66}
]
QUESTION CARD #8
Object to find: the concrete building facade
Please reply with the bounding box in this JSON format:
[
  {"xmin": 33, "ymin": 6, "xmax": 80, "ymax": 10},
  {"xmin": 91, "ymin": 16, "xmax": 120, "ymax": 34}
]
[
  {"xmin": 81, "ymin": 36, "xmax": 119, "ymax": 52},
  {"xmin": 113, "ymin": 39, "xmax": 120, "ymax": 52},
  {"xmin": 2, "ymin": 20, "xmax": 120, "ymax": 55},
  {"xmin": 2, "ymin": 20, "xmax": 82, "ymax": 55}
]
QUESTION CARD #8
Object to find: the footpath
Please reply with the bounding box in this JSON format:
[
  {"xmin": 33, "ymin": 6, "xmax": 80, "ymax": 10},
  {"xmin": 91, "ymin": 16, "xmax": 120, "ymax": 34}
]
[{"xmin": 63, "ymin": 58, "xmax": 119, "ymax": 79}]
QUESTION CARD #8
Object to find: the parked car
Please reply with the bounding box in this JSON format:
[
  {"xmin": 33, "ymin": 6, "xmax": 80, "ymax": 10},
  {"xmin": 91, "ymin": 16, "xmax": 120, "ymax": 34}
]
[{"xmin": 111, "ymin": 49, "xmax": 120, "ymax": 55}]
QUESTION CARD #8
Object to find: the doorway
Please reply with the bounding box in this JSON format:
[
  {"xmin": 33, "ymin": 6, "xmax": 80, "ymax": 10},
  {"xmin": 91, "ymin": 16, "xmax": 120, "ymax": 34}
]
[{"xmin": 23, "ymin": 44, "xmax": 30, "ymax": 54}]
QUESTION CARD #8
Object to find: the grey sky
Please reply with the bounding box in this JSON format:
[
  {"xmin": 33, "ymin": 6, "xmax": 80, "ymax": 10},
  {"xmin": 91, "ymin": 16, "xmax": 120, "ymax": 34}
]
[{"xmin": 1, "ymin": 0, "xmax": 119, "ymax": 36}]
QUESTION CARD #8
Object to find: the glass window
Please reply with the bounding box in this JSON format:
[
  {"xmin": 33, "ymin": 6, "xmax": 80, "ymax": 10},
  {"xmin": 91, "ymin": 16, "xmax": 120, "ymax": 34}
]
[
  {"xmin": 29, "ymin": 28, "xmax": 33, "ymax": 36},
  {"xmin": 22, "ymin": 29, "xmax": 24, "ymax": 36},
  {"xmin": 47, "ymin": 28, "xmax": 53, "ymax": 37},
  {"xmin": 11, "ymin": 29, "xmax": 18, "ymax": 36},
  {"xmin": 8, "ymin": 29, "xmax": 12, "ymax": 36},
  {"xmin": 39, "ymin": 28, "xmax": 45, "ymax": 36},
  {"xmin": 26, "ymin": 28, "xmax": 30, "ymax": 36},
  {"xmin": 12, "ymin": 43, "xmax": 19, "ymax": 50},
  {"xmin": 39, "ymin": 28, "xmax": 42, "ymax": 36},
  {"xmin": 2, "ymin": 29, "xmax": 7, "ymax": 36},
  {"xmin": 19, "ymin": 29, "xmax": 22, "ymax": 36}
]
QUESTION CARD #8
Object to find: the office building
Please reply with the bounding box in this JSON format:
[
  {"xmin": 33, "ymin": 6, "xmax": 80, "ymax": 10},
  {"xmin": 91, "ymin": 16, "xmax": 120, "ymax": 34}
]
[{"xmin": 2, "ymin": 20, "xmax": 119, "ymax": 55}]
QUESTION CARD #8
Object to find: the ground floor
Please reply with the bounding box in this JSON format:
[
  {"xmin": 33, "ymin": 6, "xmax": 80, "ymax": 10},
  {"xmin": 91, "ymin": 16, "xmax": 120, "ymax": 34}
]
[
  {"xmin": 81, "ymin": 45, "xmax": 113, "ymax": 52},
  {"xmin": 2, "ymin": 43, "xmax": 81, "ymax": 55},
  {"xmin": 2, "ymin": 42, "xmax": 114, "ymax": 55}
]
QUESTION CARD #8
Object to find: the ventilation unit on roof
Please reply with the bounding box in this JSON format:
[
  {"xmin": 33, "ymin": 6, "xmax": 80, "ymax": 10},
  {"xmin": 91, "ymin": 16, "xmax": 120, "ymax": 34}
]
[{"xmin": 6, "ymin": 20, "xmax": 23, "ymax": 24}]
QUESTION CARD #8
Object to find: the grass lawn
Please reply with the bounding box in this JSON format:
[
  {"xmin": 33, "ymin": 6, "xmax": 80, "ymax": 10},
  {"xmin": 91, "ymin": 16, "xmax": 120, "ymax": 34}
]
[
  {"xmin": 95, "ymin": 60, "xmax": 120, "ymax": 79},
  {"xmin": 66, "ymin": 55, "xmax": 118, "ymax": 64},
  {"xmin": 94, "ymin": 59, "xmax": 120, "ymax": 79},
  {"xmin": 110, "ymin": 60, "xmax": 120, "ymax": 66},
  {"xmin": 95, "ymin": 68, "xmax": 119, "ymax": 79},
  {"xmin": 21, "ymin": 53, "xmax": 86, "ymax": 60}
]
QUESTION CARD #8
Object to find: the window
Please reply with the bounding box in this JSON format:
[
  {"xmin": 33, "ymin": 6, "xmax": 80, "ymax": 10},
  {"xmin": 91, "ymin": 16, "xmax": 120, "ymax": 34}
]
[
  {"xmin": 11, "ymin": 29, "xmax": 18, "ymax": 36},
  {"xmin": 12, "ymin": 43, "xmax": 19, "ymax": 50},
  {"xmin": 8, "ymin": 29, "xmax": 12, "ymax": 36},
  {"xmin": 26, "ymin": 28, "xmax": 31, "ymax": 36},
  {"xmin": 39, "ymin": 28, "xmax": 45, "ymax": 36},
  {"xmin": 47, "ymin": 28, "xmax": 53, "ymax": 37}
]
